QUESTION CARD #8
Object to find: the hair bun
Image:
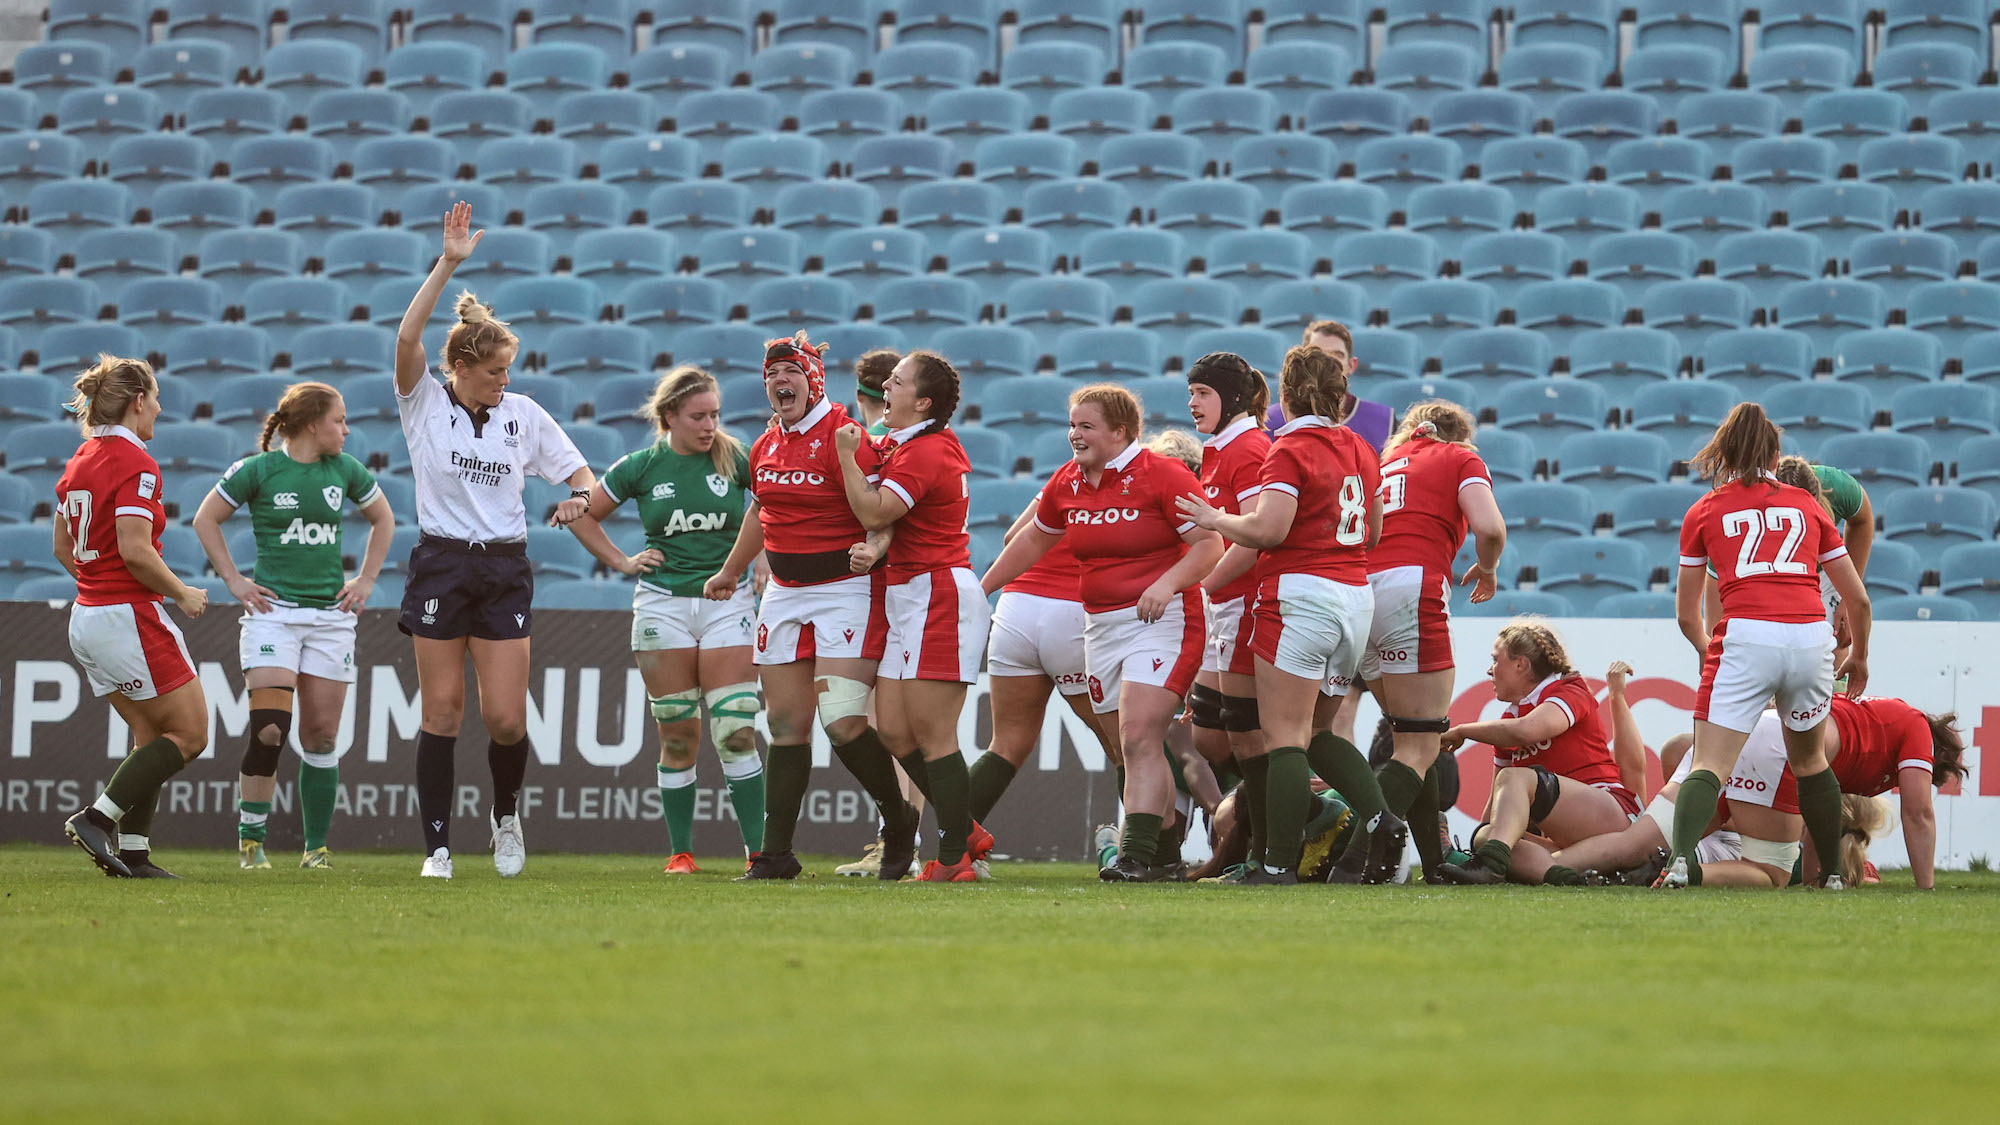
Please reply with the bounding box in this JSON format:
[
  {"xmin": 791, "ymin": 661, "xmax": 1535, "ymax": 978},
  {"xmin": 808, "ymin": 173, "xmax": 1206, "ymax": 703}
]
[{"xmin": 454, "ymin": 290, "xmax": 501, "ymax": 326}]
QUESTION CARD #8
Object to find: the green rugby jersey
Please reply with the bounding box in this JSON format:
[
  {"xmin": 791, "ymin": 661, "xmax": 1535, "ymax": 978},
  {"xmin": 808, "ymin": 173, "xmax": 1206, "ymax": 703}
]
[
  {"xmin": 601, "ymin": 440, "xmax": 751, "ymax": 596},
  {"xmin": 214, "ymin": 450, "xmax": 382, "ymax": 608},
  {"xmin": 1812, "ymin": 464, "xmax": 1865, "ymax": 524}
]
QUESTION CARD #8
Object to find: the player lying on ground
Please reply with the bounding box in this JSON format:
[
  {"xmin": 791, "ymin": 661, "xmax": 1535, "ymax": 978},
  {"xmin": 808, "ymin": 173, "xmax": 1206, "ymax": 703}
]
[
  {"xmin": 567, "ymin": 366, "xmax": 767, "ymax": 875},
  {"xmin": 193, "ymin": 381, "xmax": 393, "ymax": 870}
]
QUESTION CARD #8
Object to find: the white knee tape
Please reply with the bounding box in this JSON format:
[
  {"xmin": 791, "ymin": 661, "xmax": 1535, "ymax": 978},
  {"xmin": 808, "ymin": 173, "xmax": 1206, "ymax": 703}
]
[
  {"xmin": 1738, "ymin": 834, "xmax": 1801, "ymax": 872},
  {"xmin": 296, "ymin": 748, "xmax": 338, "ymax": 770},
  {"xmin": 816, "ymin": 675, "xmax": 872, "ymax": 726},
  {"xmin": 1641, "ymin": 794, "xmax": 1676, "ymax": 839},
  {"xmin": 706, "ymin": 682, "xmax": 762, "ymax": 760},
  {"xmin": 650, "ymin": 688, "xmax": 701, "ymax": 724}
]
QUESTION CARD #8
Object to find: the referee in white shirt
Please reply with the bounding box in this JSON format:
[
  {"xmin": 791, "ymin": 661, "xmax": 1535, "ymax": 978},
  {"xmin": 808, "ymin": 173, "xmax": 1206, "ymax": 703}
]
[{"xmin": 394, "ymin": 202, "xmax": 594, "ymax": 880}]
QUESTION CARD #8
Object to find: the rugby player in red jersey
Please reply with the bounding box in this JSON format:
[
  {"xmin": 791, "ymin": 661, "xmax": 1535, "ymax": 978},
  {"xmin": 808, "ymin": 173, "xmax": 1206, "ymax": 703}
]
[
  {"xmin": 982, "ymin": 384, "xmax": 1223, "ymax": 881},
  {"xmin": 834, "ymin": 351, "xmax": 994, "ymax": 882},
  {"xmin": 1661, "ymin": 403, "xmax": 1871, "ymax": 889},
  {"xmin": 55, "ymin": 356, "xmax": 211, "ymax": 879}
]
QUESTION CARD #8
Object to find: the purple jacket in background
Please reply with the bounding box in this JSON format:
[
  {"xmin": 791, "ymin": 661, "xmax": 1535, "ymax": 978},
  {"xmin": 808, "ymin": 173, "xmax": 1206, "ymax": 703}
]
[{"xmin": 1266, "ymin": 397, "xmax": 1393, "ymax": 454}]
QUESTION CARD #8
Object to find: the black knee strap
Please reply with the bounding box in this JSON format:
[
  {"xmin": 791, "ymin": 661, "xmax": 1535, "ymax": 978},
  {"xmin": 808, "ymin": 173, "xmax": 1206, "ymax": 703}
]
[
  {"xmin": 1219, "ymin": 693, "xmax": 1260, "ymax": 733},
  {"xmin": 1527, "ymin": 764, "xmax": 1563, "ymax": 826},
  {"xmin": 1387, "ymin": 714, "xmax": 1451, "ymax": 733},
  {"xmin": 241, "ymin": 708, "xmax": 292, "ymax": 777},
  {"xmin": 1187, "ymin": 683, "xmax": 1226, "ymax": 731}
]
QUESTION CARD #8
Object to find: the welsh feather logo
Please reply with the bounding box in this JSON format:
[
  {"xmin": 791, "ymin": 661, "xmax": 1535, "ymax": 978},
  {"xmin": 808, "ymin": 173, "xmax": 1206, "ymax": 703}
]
[
  {"xmin": 706, "ymin": 473, "xmax": 729, "ymax": 497},
  {"xmin": 322, "ymin": 485, "xmax": 343, "ymax": 509}
]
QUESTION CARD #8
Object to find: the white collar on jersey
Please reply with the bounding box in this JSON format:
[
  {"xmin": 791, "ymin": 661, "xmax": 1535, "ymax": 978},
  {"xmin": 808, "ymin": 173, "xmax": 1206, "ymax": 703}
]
[
  {"xmin": 782, "ymin": 397, "xmax": 833, "ymax": 435},
  {"xmin": 1204, "ymin": 414, "xmax": 1259, "ymax": 449},
  {"xmin": 1273, "ymin": 415, "xmax": 1332, "ymax": 437},
  {"xmin": 885, "ymin": 418, "xmax": 935, "ymax": 444},
  {"xmin": 1520, "ymin": 673, "xmax": 1562, "ymax": 708},
  {"xmin": 1104, "ymin": 440, "xmax": 1143, "ymax": 473},
  {"xmin": 91, "ymin": 424, "xmax": 146, "ymax": 449}
]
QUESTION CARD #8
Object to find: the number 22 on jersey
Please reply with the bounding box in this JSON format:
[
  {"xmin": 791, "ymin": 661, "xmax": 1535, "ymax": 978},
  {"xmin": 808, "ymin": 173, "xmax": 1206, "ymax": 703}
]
[{"xmin": 1723, "ymin": 506, "xmax": 1807, "ymax": 576}]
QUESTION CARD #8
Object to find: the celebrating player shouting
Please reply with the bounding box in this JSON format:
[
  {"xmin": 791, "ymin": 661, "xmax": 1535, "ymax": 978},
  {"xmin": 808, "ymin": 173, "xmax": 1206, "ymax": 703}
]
[
  {"xmin": 192, "ymin": 382, "xmax": 394, "ymax": 870},
  {"xmin": 984, "ymin": 384, "xmax": 1223, "ymax": 882},
  {"xmin": 705, "ymin": 334, "xmax": 912, "ymax": 881},
  {"xmin": 568, "ymin": 366, "xmax": 766, "ymax": 875},
  {"xmin": 56, "ymin": 356, "xmax": 211, "ymax": 879},
  {"xmin": 833, "ymin": 352, "xmax": 993, "ymax": 882},
  {"xmin": 1180, "ymin": 345, "xmax": 1382, "ymax": 884},
  {"xmin": 1661, "ymin": 403, "xmax": 1871, "ymax": 889}
]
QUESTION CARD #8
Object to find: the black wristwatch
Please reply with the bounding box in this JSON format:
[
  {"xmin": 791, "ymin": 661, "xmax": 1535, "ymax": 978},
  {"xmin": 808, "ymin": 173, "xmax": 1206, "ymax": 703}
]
[{"xmin": 570, "ymin": 488, "xmax": 590, "ymax": 500}]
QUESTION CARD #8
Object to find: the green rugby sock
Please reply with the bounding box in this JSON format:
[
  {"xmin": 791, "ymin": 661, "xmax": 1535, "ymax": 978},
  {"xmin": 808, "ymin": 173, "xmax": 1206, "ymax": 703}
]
[
  {"xmin": 1238, "ymin": 753, "xmax": 1270, "ymax": 867},
  {"xmin": 967, "ymin": 753, "xmax": 1017, "ymax": 822},
  {"xmin": 1309, "ymin": 731, "xmax": 1385, "ymax": 820},
  {"xmin": 1157, "ymin": 813, "xmax": 1186, "ymax": 866},
  {"xmin": 96, "ymin": 737, "xmax": 186, "ymax": 822},
  {"xmin": 762, "ymin": 744, "xmax": 811, "ymax": 855},
  {"xmin": 723, "ymin": 765, "xmax": 766, "ymax": 855},
  {"xmin": 1670, "ymin": 770, "xmax": 1720, "ymax": 886},
  {"xmin": 1795, "ymin": 769, "xmax": 1845, "ymax": 886},
  {"xmin": 1376, "ymin": 759, "xmax": 1425, "ymax": 819},
  {"xmin": 657, "ymin": 764, "xmax": 696, "ymax": 854},
  {"xmin": 1474, "ymin": 838, "xmax": 1512, "ymax": 877},
  {"xmin": 1120, "ymin": 812, "xmax": 1162, "ymax": 866},
  {"xmin": 1260, "ymin": 746, "xmax": 1311, "ymax": 871},
  {"xmin": 238, "ymin": 799, "xmax": 272, "ymax": 843},
  {"xmin": 832, "ymin": 727, "xmax": 909, "ymax": 814},
  {"xmin": 1408, "ymin": 763, "xmax": 1445, "ymax": 875},
  {"xmin": 299, "ymin": 762, "xmax": 337, "ymax": 851},
  {"xmin": 1543, "ymin": 865, "xmax": 1584, "ymax": 887},
  {"xmin": 927, "ymin": 752, "xmax": 972, "ymax": 864}
]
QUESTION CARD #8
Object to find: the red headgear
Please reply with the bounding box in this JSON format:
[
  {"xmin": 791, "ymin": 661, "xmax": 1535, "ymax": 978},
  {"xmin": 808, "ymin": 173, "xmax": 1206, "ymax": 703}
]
[{"xmin": 763, "ymin": 336, "xmax": 827, "ymax": 405}]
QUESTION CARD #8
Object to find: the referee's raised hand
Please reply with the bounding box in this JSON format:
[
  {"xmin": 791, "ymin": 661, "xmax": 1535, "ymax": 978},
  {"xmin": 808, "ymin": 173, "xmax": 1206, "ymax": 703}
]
[{"xmin": 442, "ymin": 200, "xmax": 484, "ymax": 263}]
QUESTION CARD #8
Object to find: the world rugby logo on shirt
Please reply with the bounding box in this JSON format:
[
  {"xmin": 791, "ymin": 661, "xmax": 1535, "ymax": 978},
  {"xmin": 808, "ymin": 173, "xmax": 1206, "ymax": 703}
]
[
  {"xmin": 273, "ymin": 491, "xmax": 299, "ymax": 510},
  {"xmin": 503, "ymin": 419, "xmax": 520, "ymax": 448},
  {"xmin": 706, "ymin": 473, "xmax": 729, "ymax": 497}
]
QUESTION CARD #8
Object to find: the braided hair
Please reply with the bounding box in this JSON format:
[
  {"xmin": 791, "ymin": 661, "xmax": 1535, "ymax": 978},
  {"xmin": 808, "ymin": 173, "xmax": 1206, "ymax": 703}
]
[
  {"xmin": 1494, "ymin": 619, "xmax": 1576, "ymax": 681},
  {"xmin": 258, "ymin": 381, "xmax": 342, "ymax": 452},
  {"xmin": 901, "ymin": 350, "xmax": 961, "ymax": 432}
]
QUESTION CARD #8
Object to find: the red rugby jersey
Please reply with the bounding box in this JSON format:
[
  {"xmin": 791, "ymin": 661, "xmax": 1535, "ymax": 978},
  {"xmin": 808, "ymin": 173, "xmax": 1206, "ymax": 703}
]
[
  {"xmin": 1199, "ymin": 416, "xmax": 1270, "ymax": 604},
  {"xmin": 1830, "ymin": 695, "xmax": 1934, "ymax": 796},
  {"xmin": 1005, "ymin": 503, "xmax": 1084, "ymax": 600},
  {"xmin": 1488, "ymin": 674, "xmax": 1623, "ymax": 790},
  {"xmin": 1033, "ymin": 444, "xmax": 1202, "ymax": 613},
  {"xmin": 1254, "ymin": 417, "xmax": 1381, "ymax": 584},
  {"xmin": 1371, "ymin": 436, "xmax": 1491, "ymax": 576},
  {"xmin": 747, "ymin": 399, "xmax": 884, "ymax": 583},
  {"xmin": 1679, "ymin": 476, "xmax": 1846, "ymax": 624},
  {"xmin": 55, "ymin": 426, "xmax": 167, "ymax": 607},
  {"xmin": 876, "ymin": 421, "xmax": 971, "ymax": 584}
]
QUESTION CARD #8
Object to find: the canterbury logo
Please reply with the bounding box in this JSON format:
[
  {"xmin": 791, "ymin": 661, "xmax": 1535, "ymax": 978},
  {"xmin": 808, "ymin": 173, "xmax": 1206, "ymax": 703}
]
[{"xmin": 1067, "ymin": 508, "xmax": 1143, "ymax": 526}]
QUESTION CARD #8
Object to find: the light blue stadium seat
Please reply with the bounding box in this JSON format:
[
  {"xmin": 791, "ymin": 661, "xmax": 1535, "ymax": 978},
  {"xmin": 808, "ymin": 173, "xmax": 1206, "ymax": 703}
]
[
  {"xmin": 1697, "ymin": 328, "xmax": 1813, "ymax": 399},
  {"xmin": 1125, "ymin": 42, "xmax": 1227, "ymax": 119},
  {"xmin": 286, "ymin": 0, "xmax": 388, "ymax": 65},
  {"xmin": 448, "ymin": 229, "xmax": 555, "ymax": 292},
  {"xmin": 1172, "ymin": 88, "xmax": 1278, "ymax": 166},
  {"xmin": 196, "ymin": 228, "xmax": 302, "ymax": 309},
  {"xmin": 48, "ymin": 0, "xmax": 151, "ymax": 57},
  {"xmin": 1659, "ymin": 183, "xmax": 1768, "ymax": 264},
  {"xmin": 72, "ymin": 226, "xmax": 177, "ymax": 307},
  {"xmin": 695, "ymin": 227, "xmax": 800, "ymax": 286},
  {"xmin": 1920, "ymin": 183, "xmax": 2000, "ymax": 264},
  {"xmin": 1953, "ymin": 434, "xmax": 2000, "ymax": 505},
  {"xmin": 893, "ymin": 0, "xmax": 997, "ymax": 62},
  {"xmin": 1258, "ymin": 279, "xmax": 1370, "ymax": 340},
  {"xmin": 1937, "ymin": 542, "xmax": 2000, "ymax": 617},
  {"xmin": 849, "ymin": 134, "xmax": 954, "ymax": 208},
  {"xmin": 1763, "ymin": 380, "xmax": 1872, "ymax": 459},
  {"xmin": 150, "ymin": 421, "xmax": 241, "ymax": 473},
  {"xmin": 246, "ymin": 277, "xmax": 348, "ymax": 352},
  {"xmin": 1906, "ymin": 281, "xmax": 2000, "ymax": 360},
  {"xmin": 544, "ymin": 324, "xmax": 653, "ymax": 379},
  {"xmin": 321, "ymin": 229, "xmax": 427, "ymax": 306},
  {"xmin": 795, "ymin": 89, "xmax": 896, "ymax": 167},
  {"xmin": 1262, "ymin": 0, "xmax": 1364, "ymax": 54},
  {"xmin": 1892, "ymin": 382, "xmax": 1998, "ymax": 464},
  {"xmin": 1535, "ymin": 538, "xmax": 1652, "ymax": 614},
  {"xmin": 508, "ymin": 42, "xmax": 613, "ymax": 122},
  {"xmin": 0, "ymin": 524, "xmax": 75, "ymax": 583},
  {"xmin": 1355, "ymin": 135, "xmax": 1465, "ymax": 215},
  {"xmin": 1389, "ymin": 280, "xmax": 1493, "ymax": 355},
  {"xmin": 34, "ymin": 323, "xmax": 138, "ymax": 379},
  {"xmin": 1611, "ymin": 482, "xmax": 1706, "ymax": 560},
  {"xmin": 1551, "ymin": 92, "xmax": 1658, "ymax": 166},
  {"xmin": 1005, "ymin": 277, "xmax": 1112, "ymax": 334},
  {"xmin": 746, "ymin": 277, "xmax": 857, "ymax": 332},
  {"xmin": 1377, "ymin": 377, "xmax": 1481, "ymax": 420},
  {"xmin": 1967, "ymin": 330, "xmax": 2000, "ymax": 385},
  {"xmin": 12, "ymin": 41, "xmax": 112, "ymax": 115},
  {"xmin": 1332, "ymin": 231, "xmax": 1439, "ymax": 288},
  {"xmin": 1497, "ymin": 43, "xmax": 1601, "ymax": 118},
  {"xmin": 0, "ymin": 276, "xmax": 100, "ymax": 350},
  {"xmin": 408, "ymin": 0, "xmax": 511, "ymax": 74},
  {"xmin": 1800, "ymin": 90, "xmax": 1908, "ymax": 167},
  {"xmin": 230, "ymin": 135, "xmax": 335, "ymax": 195},
  {"xmin": 1605, "ymin": 138, "xmax": 1714, "ymax": 218},
  {"xmin": 1131, "ymin": 279, "xmax": 1241, "ymax": 366},
  {"xmin": 0, "ymin": 228, "xmax": 55, "ymax": 282},
  {"xmin": 1760, "ymin": 0, "xmax": 1863, "ymax": 57},
  {"xmin": 1819, "ymin": 431, "xmax": 1935, "ymax": 506},
  {"xmin": 1830, "ymin": 328, "xmax": 1946, "ymax": 412},
  {"xmin": 824, "ymin": 225, "xmax": 927, "ymax": 285},
  {"xmin": 1594, "ymin": 591, "xmax": 1680, "ymax": 618},
  {"xmin": 645, "ymin": 181, "xmax": 750, "ymax": 238},
  {"xmin": 1140, "ymin": 0, "xmax": 1246, "ymax": 63},
  {"xmin": 646, "ymin": 0, "xmax": 754, "ymax": 70},
  {"xmin": 1001, "ymin": 42, "xmax": 1107, "ymax": 118},
  {"xmin": 1715, "ymin": 229, "xmax": 1826, "ymax": 309},
  {"xmin": 1, "ymin": 134, "xmax": 83, "ymax": 205},
  {"xmin": 596, "ymin": 136, "xmax": 699, "ymax": 211},
  {"xmin": 1784, "ymin": 184, "xmax": 1893, "ymax": 265},
  {"xmin": 262, "ymin": 39, "xmax": 366, "ymax": 118},
  {"xmin": 673, "ymin": 325, "xmax": 768, "ymax": 388},
  {"xmin": 0, "ymin": 375, "xmax": 65, "ymax": 423},
  {"xmin": 622, "ymin": 278, "xmax": 728, "ymax": 349},
  {"xmin": 0, "ymin": 471, "xmax": 43, "ymax": 520},
  {"xmin": 1429, "ymin": 91, "xmax": 1535, "ymax": 170},
  {"xmin": 947, "ymin": 227, "xmax": 1055, "ymax": 291},
  {"xmin": 876, "ymin": 42, "xmax": 979, "ymax": 119},
  {"xmin": 924, "ymin": 88, "xmax": 1030, "ymax": 165},
  {"xmin": 531, "ymin": 0, "xmax": 631, "ymax": 62},
  {"xmin": 1874, "ymin": 42, "xmax": 1980, "ymax": 118},
  {"xmin": 1858, "ymin": 539, "xmax": 1924, "ymax": 600},
  {"xmin": 901, "ymin": 180, "xmax": 1004, "ymax": 256},
  {"xmin": 1470, "ymin": 427, "xmax": 1534, "ymax": 485},
  {"xmin": 133, "ymin": 39, "xmax": 233, "ymax": 117},
  {"xmin": 875, "ymin": 276, "xmax": 982, "ymax": 330},
  {"xmin": 1533, "ymin": 183, "xmax": 1640, "ymax": 263},
  {"xmin": 206, "ymin": 373, "xmax": 295, "ymax": 435},
  {"xmin": 1588, "ymin": 231, "xmax": 1696, "ymax": 309},
  {"xmin": 1374, "ymin": 41, "xmax": 1481, "ymax": 119},
  {"xmin": 772, "ymin": 180, "xmax": 880, "ymax": 262},
  {"xmin": 1053, "ymin": 326, "xmax": 1159, "ymax": 381},
  {"xmin": 1554, "ymin": 430, "xmax": 1673, "ymax": 505},
  {"xmin": 1932, "ymin": 88, "xmax": 2000, "ymax": 156},
  {"xmin": 1883, "ymin": 0, "xmax": 1989, "ymax": 56},
  {"xmin": 973, "ymin": 133, "xmax": 1082, "ymax": 196},
  {"xmin": 1629, "ymin": 380, "xmax": 1740, "ymax": 458},
  {"xmin": 1440, "ymin": 328, "xmax": 1552, "ymax": 394},
  {"xmin": 1514, "ymin": 0, "xmax": 1616, "ymax": 56},
  {"xmin": 491, "ymin": 277, "xmax": 604, "ymax": 337},
  {"xmin": 1884, "ymin": 486, "xmax": 1997, "ymax": 554},
  {"xmin": 397, "ymin": 183, "xmax": 501, "ymax": 244},
  {"xmin": 475, "ymin": 137, "xmax": 580, "ymax": 190},
  {"xmin": 630, "ymin": 42, "xmax": 732, "ymax": 121},
  {"xmin": 973, "ymin": 374, "xmax": 1077, "ymax": 435},
  {"xmin": 57, "ymin": 87, "xmax": 163, "ymax": 166},
  {"xmin": 534, "ymin": 578, "xmax": 636, "ymax": 610},
  {"xmin": 4, "ymin": 420, "xmax": 93, "ymax": 495},
  {"xmin": 956, "ymin": 425, "xmax": 1017, "ymax": 480},
  {"xmin": 1206, "ymin": 230, "xmax": 1311, "ymax": 306},
  {"xmin": 1494, "ymin": 378, "xmax": 1608, "ymax": 442},
  {"xmin": 1407, "ymin": 182, "xmax": 1513, "ymax": 265},
  {"xmin": 1674, "ymin": 91, "xmax": 1781, "ymax": 166},
  {"xmin": 1126, "ymin": 374, "xmax": 1197, "ymax": 429},
  {"xmin": 1570, "ymin": 327, "xmax": 1681, "ymax": 400},
  {"xmin": 524, "ymin": 524, "xmax": 602, "ymax": 580},
  {"xmin": 1515, "ymin": 279, "xmax": 1625, "ymax": 360},
  {"xmin": 523, "ymin": 181, "xmax": 628, "ymax": 258},
  {"xmin": 24, "ymin": 179, "xmax": 133, "ymax": 247},
  {"xmin": 1749, "ymin": 45, "xmax": 1855, "ymax": 121},
  {"xmin": 968, "ymin": 477, "xmax": 1043, "ymax": 528},
  {"xmin": 1386, "ymin": 0, "xmax": 1490, "ymax": 52},
  {"xmin": 550, "ymin": 90, "xmax": 652, "ymax": 167},
  {"xmin": 1227, "ymin": 134, "xmax": 1335, "ymax": 212},
  {"xmin": 119, "ymin": 277, "xmax": 221, "ymax": 335},
  {"xmin": 1153, "ymin": 180, "xmax": 1260, "ymax": 260},
  {"xmin": 923, "ymin": 325, "xmax": 1027, "ymax": 381},
  {"xmin": 1303, "ymin": 89, "xmax": 1414, "ymax": 150},
  {"xmin": 1876, "ymin": 593, "xmax": 1979, "ymax": 621},
  {"xmin": 1633, "ymin": 0, "xmax": 1741, "ymax": 64},
  {"xmin": 773, "ymin": 0, "xmax": 875, "ymax": 63},
  {"xmin": 1733, "ymin": 136, "xmax": 1839, "ymax": 219},
  {"xmin": 1462, "ymin": 232, "xmax": 1567, "ymax": 293},
  {"xmin": 306, "ymin": 89, "xmax": 415, "ymax": 166},
  {"xmin": 676, "ymin": 88, "xmax": 784, "ymax": 166},
  {"xmin": 292, "ymin": 324, "xmax": 394, "ymax": 382},
  {"xmin": 384, "ymin": 40, "xmax": 490, "ymax": 117},
  {"xmin": 1859, "ymin": 135, "xmax": 1967, "ymax": 208},
  {"xmin": 1280, "ymin": 181, "xmax": 1391, "ymax": 244},
  {"xmin": 1621, "ymin": 45, "xmax": 1726, "ymax": 121},
  {"xmin": 1246, "ymin": 42, "xmax": 1349, "ymax": 125}
]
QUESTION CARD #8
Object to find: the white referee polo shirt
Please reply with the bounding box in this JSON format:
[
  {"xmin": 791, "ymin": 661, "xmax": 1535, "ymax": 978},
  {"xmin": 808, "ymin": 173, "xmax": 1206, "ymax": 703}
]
[{"xmin": 397, "ymin": 371, "xmax": 588, "ymax": 543}]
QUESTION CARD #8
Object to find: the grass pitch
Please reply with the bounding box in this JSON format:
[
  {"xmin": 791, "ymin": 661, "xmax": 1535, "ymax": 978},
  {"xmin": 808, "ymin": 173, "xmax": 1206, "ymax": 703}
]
[{"xmin": 4, "ymin": 846, "xmax": 1999, "ymax": 1123}]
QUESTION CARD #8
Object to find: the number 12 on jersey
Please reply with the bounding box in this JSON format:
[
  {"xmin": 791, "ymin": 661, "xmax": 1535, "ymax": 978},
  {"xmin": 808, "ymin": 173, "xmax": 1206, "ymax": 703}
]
[{"xmin": 1722, "ymin": 505, "xmax": 1807, "ymax": 576}]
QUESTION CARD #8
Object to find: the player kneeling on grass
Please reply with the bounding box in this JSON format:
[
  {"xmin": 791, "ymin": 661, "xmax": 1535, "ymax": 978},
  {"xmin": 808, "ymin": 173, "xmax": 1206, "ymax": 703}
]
[
  {"xmin": 1432, "ymin": 623, "xmax": 1642, "ymax": 886},
  {"xmin": 57, "ymin": 357, "xmax": 211, "ymax": 878},
  {"xmin": 567, "ymin": 366, "xmax": 766, "ymax": 875},
  {"xmin": 192, "ymin": 382, "xmax": 394, "ymax": 870},
  {"xmin": 833, "ymin": 352, "xmax": 995, "ymax": 882}
]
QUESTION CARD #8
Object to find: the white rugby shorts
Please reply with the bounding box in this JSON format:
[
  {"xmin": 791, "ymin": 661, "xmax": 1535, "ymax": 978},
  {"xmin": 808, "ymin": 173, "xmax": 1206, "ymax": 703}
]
[
  {"xmin": 632, "ymin": 583, "xmax": 755, "ymax": 652},
  {"xmin": 1696, "ymin": 618, "xmax": 1834, "ymax": 734},
  {"xmin": 754, "ymin": 573, "xmax": 886, "ymax": 666},
  {"xmin": 987, "ymin": 591, "xmax": 1090, "ymax": 696},
  {"xmin": 239, "ymin": 604, "xmax": 359, "ymax": 683},
  {"xmin": 69, "ymin": 601, "xmax": 196, "ymax": 701},
  {"xmin": 879, "ymin": 567, "xmax": 991, "ymax": 684},
  {"xmin": 1082, "ymin": 591, "xmax": 1204, "ymax": 715}
]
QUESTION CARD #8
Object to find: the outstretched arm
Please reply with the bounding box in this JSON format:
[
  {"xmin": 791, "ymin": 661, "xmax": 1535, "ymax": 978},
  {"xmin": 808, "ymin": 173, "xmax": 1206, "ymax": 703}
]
[{"xmin": 396, "ymin": 200, "xmax": 484, "ymax": 396}]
